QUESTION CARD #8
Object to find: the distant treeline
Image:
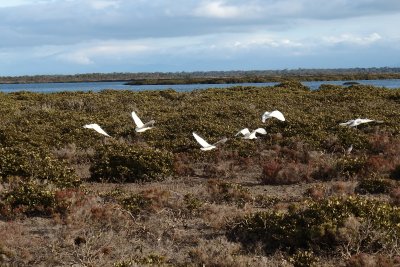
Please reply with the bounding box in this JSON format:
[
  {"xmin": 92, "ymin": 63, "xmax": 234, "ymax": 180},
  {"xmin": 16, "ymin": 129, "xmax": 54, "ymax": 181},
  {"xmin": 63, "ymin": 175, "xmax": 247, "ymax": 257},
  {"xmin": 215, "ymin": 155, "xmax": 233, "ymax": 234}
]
[{"xmin": 1, "ymin": 67, "xmax": 400, "ymax": 84}]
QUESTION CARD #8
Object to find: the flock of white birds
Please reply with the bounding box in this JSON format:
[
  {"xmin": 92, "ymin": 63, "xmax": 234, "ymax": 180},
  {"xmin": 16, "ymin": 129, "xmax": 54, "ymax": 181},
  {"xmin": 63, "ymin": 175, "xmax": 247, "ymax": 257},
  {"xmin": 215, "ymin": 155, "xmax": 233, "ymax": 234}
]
[{"xmin": 83, "ymin": 110, "xmax": 382, "ymax": 151}]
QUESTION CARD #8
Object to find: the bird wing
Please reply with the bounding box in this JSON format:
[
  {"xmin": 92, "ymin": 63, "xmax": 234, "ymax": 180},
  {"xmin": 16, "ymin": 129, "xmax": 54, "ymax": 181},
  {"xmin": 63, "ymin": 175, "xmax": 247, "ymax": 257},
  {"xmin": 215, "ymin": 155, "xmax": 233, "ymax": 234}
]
[
  {"xmin": 262, "ymin": 110, "xmax": 285, "ymax": 122},
  {"xmin": 142, "ymin": 120, "xmax": 155, "ymax": 128},
  {"xmin": 254, "ymin": 128, "xmax": 267, "ymax": 135},
  {"xmin": 84, "ymin": 124, "xmax": 110, "ymax": 137},
  {"xmin": 270, "ymin": 110, "xmax": 285, "ymax": 121},
  {"xmin": 192, "ymin": 132, "xmax": 211, "ymax": 148},
  {"xmin": 358, "ymin": 119, "xmax": 374, "ymax": 124},
  {"xmin": 339, "ymin": 120, "xmax": 353, "ymax": 126},
  {"xmin": 131, "ymin": 111, "xmax": 144, "ymax": 128},
  {"xmin": 235, "ymin": 128, "xmax": 250, "ymax": 136},
  {"xmin": 213, "ymin": 137, "xmax": 228, "ymax": 146}
]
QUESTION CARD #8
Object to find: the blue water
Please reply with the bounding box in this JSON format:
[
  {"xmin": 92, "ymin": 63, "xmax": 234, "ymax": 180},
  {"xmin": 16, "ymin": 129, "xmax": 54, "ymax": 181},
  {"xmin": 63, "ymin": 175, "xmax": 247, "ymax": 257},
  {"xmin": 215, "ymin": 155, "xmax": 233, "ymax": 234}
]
[{"xmin": 1, "ymin": 79, "xmax": 400, "ymax": 93}]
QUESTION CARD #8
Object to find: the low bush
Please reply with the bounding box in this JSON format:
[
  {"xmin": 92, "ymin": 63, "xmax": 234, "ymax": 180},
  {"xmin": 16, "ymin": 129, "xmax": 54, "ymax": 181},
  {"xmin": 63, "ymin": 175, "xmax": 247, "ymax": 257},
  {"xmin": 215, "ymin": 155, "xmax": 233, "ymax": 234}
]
[
  {"xmin": 260, "ymin": 160, "xmax": 311, "ymax": 185},
  {"xmin": 355, "ymin": 178, "xmax": 393, "ymax": 194},
  {"xmin": 289, "ymin": 250, "xmax": 319, "ymax": 267},
  {"xmin": 0, "ymin": 145, "xmax": 80, "ymax": 188},
  {"xmin": 208, "ymin": 179, "xmax": 252, "ymax": 207},
  {"xmin": 101, "ymin": 188, "xmax": 171, "ymax": 217},
  {"xmin": 0, "ymin": 180, "xmax": 57, "ymax": 218},
  {"xmin": 90, "ymin": 143, "xmax": 173, "ymax": 182},
  {"xmin": 227, "ymin": 196, "xmax": 400, "ymax": 255},
  {"xmin": 336, "ymin": 156, "xmax": 367, "ymax": 179}
]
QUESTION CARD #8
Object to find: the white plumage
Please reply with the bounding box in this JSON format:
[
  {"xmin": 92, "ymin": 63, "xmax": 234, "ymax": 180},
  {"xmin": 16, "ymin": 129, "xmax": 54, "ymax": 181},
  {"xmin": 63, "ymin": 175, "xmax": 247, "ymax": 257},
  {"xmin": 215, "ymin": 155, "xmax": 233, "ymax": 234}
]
[
  {"xmin": 83, "ymin": 123, "xmax": 111, "ymax": 137},
  {"xmin": 131, "ymin": 111, "xmax": 155, "ymax": 132},
  {"xmin": 235, "ymin": 128, "xmax": 267, "ymax": 139},
  {"xmin": 262, "ymin": 110, "xmax": 285, "ymax": 123},
  {"xmin": 339, "ymin": 118, "xmax": 382, "ymax": 127},
  {"xmin": 192, "ymin": 132, "xmax": 227, "ymax": 151}
]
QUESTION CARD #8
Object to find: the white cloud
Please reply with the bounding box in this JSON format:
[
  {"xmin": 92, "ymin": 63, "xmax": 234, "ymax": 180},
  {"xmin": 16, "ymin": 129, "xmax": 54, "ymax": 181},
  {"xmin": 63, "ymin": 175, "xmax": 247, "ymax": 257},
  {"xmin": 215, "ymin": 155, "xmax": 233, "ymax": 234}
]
[
  {"xmin": 1, "ymin": 0, "xmax": 400, "ymax": 75},
  {"xmin": 0, "ymin": 0, "xmax": 31, "ymax": 8},
  {"xmin": 323, "ymin": 33, "xmax": 382, "ymax": 45},
  {"xmin": 60, "ymin": 52, "xmax": 94, "ymax": 65},
  {"xmin": 193, "ymin": 0, "xmax": 260, "ymax": 19},
  {"xmin": 88, "ymin": 0, "xmax": 120, "ymax": 10},
  {"xmin": 56, "ymin": 41, "xmax": 150, "ymax": 65},
  {"xmin": 232, "ymin": 37, "xmax": 303, "ymax": 49}
]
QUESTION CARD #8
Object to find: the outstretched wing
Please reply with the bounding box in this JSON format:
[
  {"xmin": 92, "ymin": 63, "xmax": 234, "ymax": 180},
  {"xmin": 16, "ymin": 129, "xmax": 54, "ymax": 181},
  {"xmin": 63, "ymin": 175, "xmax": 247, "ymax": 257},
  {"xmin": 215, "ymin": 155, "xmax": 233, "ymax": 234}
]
[
  {"xmin": 270, "ymin": 110, "xmax": 285, "ymax": 121},
  {"xmin": 192, "ymin": 132, "xmax": 211, "ymax": 148},
  {"xmin": 213, "ymin": 137, "xmax": 228, "ymax": 146},
  {"xmin": 358, "ymin": 119, "xmax": 374, "ymax": 124},
  {"xmin": 235, "ymin": 128, "xmax": 250, "ymax": 136},
  {"xmin": 339, "ymin": 120, "xmax": 354, "ymax": 126},
  {"xmin": 83, "ymin": 123, "xmax": 110, "ymax": 137},
  {"xmin": 142, "ymin": 120, "xmax": 155, "ymax": 128},
  {"xmin": 262, "ymin": 110, "xmax": 285, "ymax": 122},
  {"xmin": 131, "ymin": 111, "xmax": 144, "ymax": 128},
  {"xmin": 254, "ymin": 128, "xmax": 267, "ymax": 135}
]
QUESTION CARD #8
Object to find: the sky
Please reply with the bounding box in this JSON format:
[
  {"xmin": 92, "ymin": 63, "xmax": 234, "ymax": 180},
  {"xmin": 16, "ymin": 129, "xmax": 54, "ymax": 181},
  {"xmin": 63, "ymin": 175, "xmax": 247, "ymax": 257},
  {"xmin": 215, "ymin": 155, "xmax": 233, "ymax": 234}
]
[{"xmin": 1, "ymin": 0, "xmax": 400, "ymax": 76}]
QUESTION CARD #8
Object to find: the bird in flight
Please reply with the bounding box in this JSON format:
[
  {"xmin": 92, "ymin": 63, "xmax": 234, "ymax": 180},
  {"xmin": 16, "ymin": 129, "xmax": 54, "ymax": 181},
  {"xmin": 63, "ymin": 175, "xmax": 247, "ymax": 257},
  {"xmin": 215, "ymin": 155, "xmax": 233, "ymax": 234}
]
[
  {"xmin": 339, "ymin": 118, "xmax": 383, "ymax": 127},
  {"xmin": 235, "ymin": 128, "xmax": 267, "ymax": 139},
  {"xmin": 192, "ymin": 132, "xmax": 227, "ymax": 151},
  {"xmin": 131, "ymin": 111, "xmax": 155, "ymax": 132},
  {"xmin": 83, "ymin": 123, "xmax": 111, "ymax": 137},
  {"xmin": 262, "ymin": 110, "xmax": 285, "ymax": 123}
]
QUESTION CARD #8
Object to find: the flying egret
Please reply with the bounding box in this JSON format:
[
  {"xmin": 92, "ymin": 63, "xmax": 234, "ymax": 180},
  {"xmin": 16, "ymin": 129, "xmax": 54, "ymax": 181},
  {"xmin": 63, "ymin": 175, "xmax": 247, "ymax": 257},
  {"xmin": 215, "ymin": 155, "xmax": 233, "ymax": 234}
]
[
  {"xmin": 235, "ymin": 128, "xmax": 267, "ymax": 139},
  {"xmin": 262, "ymin": 110, "xmax": 285, "ymax": 123},
  {"xmin": 131, "ymin": 111, "xmax": 155, "ymax": 132},
  {"xmin": 83, "ymin": 123, "xmax": 111, "ymax": 137},
  {"xmin": 192, "ymin": 132, "xmax": 227, "ymax": 151},
  {"xmin": 339, "ymin": 118, "xmax": 383, "ymax": 127}
]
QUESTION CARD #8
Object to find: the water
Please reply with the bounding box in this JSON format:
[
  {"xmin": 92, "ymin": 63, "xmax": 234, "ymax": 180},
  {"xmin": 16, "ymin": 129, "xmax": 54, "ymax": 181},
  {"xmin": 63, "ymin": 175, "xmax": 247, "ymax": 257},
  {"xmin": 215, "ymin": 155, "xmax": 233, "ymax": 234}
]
[{"xmin": 1, "ymin": 79, "xmax": 400, "ymax": 93}]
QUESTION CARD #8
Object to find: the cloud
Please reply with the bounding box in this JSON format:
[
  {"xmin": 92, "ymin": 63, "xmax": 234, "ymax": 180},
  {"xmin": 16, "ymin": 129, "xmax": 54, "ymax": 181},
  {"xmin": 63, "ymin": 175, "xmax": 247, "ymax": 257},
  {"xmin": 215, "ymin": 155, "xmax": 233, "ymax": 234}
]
[
  {"xmin": 323, "ymin": 33, "xmax": 382, "ymax": 46},
  {"xmin": 194, "ymin": 1, "xmax": 247, "ymax": 18},
  {"xmin": 88, "ymin": 0, "xmax": 120, "ymax": 10},
  {"xmin": 1, "ymin": 0, "xmax": 400, "ymax": 75},
  {"xmin": 56, "ymin": 41, "xmax": 150, "ymax": 65}
]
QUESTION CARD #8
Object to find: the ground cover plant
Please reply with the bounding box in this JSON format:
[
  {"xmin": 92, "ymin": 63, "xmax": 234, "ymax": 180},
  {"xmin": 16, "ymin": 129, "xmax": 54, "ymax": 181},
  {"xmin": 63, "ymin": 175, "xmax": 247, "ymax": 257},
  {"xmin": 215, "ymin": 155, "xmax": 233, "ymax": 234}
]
[{"xmin": 1, "ymin": 82, "xmax": 400, "ymax": 266}]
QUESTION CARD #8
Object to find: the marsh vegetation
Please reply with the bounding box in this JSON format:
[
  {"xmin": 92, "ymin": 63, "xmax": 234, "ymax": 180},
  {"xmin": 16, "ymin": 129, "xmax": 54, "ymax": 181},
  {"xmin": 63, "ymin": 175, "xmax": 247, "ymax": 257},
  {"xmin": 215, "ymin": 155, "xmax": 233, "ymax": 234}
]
[{"xmin": 1, "ymin": 81, "xmax": 400, "ymax": 266}]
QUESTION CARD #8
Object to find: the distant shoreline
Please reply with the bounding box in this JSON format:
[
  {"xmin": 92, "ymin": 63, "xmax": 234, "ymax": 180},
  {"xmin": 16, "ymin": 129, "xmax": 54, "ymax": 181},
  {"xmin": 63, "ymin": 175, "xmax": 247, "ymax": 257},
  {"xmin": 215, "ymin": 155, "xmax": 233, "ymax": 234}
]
[{"xmin": 1, "ymin": 67, "xmax": 400, "ymax": 85}]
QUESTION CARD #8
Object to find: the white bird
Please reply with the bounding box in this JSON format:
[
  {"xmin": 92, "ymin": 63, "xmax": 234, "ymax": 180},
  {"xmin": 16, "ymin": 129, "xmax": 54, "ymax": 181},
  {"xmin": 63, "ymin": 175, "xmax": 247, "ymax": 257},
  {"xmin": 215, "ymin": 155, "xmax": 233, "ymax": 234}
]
[
  {"xmin": 339, "ymin": 118, "xmax": 382, "ymax": 127},
  {"xmin": 192, "ymin": 132, "xmax": 228, "ymax": 151},
  {"xmin": 235, "ymin": 128, "xmax": 267, "ymax": 139},
  {"xmin": 83, "ymin": 123, "xmax": 111, "ymax": 137},
  {"xmin": 131, "ymin": 111, "xmax": 155, "ymax": 132},
  {"xmin": 262, "ymin": 110, "xmax": 285, "ymax": 123}
]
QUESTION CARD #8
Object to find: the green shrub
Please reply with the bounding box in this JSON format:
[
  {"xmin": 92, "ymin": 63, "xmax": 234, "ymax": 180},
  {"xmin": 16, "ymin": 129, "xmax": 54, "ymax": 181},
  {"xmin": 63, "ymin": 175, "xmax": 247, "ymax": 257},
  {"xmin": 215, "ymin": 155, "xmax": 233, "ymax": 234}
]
[
  {"xmin": 207, "ymin": 179, "xmax": 252, "ymax": 207},
  {"xmin": 336, "ymin": 156, "xmax": 367, "ymax": 178},
  {"xmin": 119, "ymin": 194, "xmax": 152, "ymax": 216},
  {"xmin": 90, "ymin": 144, "xmax": 173, "ymax": 182},
  {"xmin": 355, "ymin": 178, "xmax": 393, "ymax": 194},
  {"xmin": 274, "ymin": 80, "xmax": 310, "ymax": 91},
  {"xmin": 0, "ymin": 180, "xmax": 57, "ymax": 218},
  {"xmin": 227, "ymin": 196, "xmax": 400, "ymax": 255},
  {"xmin": 289, "ymin": 250, "xmax": 319, "ymax": 267},
  {"xmin": 184, "ymin": 193, "xmax": 204, "ymax": 215},
  {"xmin": 101, "ymin": 188, "xmax": 170, "ymax": 217},
  {"xmin": 0, "ymin": 145, "xmax": 80, "ymax": 188}
]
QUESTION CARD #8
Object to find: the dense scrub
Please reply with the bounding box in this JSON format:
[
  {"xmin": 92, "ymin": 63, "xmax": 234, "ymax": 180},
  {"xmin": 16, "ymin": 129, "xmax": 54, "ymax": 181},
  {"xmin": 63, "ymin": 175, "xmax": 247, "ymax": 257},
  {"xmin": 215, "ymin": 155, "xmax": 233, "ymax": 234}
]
[
  {"xmin": 227, "ymin": 196, "xmax": 400, "ymax": 256},
  {"xmin": 90, "ymin": 143, "xmax": 173, "ymax": 182},
  {"xmin": 1, "ymin": 83, "xmax": 400, "ymax": 266}
]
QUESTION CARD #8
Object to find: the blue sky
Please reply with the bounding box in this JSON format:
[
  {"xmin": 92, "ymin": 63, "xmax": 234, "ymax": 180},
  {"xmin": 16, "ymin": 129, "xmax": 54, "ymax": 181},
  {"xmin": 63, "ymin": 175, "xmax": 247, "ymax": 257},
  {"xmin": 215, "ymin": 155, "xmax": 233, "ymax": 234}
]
[{"xmin": 1, "ymin": 0, "xmax": 399, "ymax": 76}]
